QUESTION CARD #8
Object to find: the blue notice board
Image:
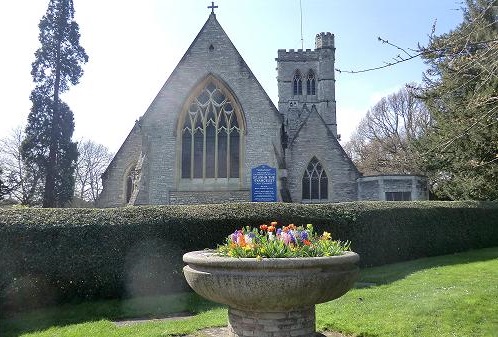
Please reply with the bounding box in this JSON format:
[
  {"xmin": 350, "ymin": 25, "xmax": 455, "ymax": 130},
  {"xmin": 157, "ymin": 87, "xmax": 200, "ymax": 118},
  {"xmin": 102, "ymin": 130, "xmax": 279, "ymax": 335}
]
[{"xmin": 251, "ymin": 165, "xmax": 277, "ymax": 202}]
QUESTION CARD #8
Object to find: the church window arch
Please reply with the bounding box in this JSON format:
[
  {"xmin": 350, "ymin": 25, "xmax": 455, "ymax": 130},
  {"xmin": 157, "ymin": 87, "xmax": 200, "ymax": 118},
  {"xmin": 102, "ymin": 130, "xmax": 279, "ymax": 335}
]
[
  {"xmin": 293, "ymin": 70, "xmax": 303, "ymax": 96},
  {"xmin": 179, "ymin": 76, "xmax": 244, "ymax": 181},
  {"xmin": 306, "ymin": 70, "xmax": 316, "ymax": 95},
  {"xmin": 302, "ymin": 157, "xmax": 328, "ymax": 201}
]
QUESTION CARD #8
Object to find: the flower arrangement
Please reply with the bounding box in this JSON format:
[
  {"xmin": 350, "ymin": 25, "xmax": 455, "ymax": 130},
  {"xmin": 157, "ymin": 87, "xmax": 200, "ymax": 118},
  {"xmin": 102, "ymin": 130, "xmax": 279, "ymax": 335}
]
[{"xmin": 216, "ymin": 222, "xmax": 351, "ymax": 258}]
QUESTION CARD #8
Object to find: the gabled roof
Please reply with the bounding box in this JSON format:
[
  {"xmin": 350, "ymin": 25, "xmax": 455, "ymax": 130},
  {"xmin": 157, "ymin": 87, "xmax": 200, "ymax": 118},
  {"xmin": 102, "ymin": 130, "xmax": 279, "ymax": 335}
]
[
  {"xmin": 105, "ymin": 13, "xmax": 283, "ymax": 177},
  {"xmin": 290, "ymin": 104, "xmax": 360, "ymax": 175},
  {"xmin": 140, "ymin": 13, "xmax": 281, "ymax": 123}
]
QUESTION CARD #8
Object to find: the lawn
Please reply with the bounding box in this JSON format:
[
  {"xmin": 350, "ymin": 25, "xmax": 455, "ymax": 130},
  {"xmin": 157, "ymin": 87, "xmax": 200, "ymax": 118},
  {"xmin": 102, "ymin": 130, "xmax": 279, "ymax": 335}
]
[
  {"xmin": 317, "ymin": 247, "xmax": 498, "ymax": 337},
  {"xmin": 2, "ymin": 247, "xmax": 497, "ymax": 337}
]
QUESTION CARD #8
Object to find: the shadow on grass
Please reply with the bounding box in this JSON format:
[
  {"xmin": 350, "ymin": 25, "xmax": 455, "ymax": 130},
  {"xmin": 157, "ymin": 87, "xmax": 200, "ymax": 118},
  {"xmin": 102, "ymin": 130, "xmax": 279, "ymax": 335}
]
[
  {"xmin": 0, "ymin": 291, "xmax": 222, "ymax": 337},
  {"xmin": 357, "ymin": 246, "xmax": 498, "ymax": 287}
]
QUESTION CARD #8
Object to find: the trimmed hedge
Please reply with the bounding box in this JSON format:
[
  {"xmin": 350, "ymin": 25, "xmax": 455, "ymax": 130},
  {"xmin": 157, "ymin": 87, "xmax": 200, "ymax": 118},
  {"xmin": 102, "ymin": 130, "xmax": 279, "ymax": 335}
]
[{"xmin": 1, "ymin": 201, "xmax": 497, "ymax": 311}]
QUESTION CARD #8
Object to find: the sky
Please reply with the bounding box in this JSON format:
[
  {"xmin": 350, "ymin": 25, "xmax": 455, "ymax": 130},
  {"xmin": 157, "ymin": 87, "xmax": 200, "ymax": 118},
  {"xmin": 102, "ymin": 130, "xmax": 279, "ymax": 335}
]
[{"xmin": 0, "ymin": 0, "xmax": 464, "ymax": 153}]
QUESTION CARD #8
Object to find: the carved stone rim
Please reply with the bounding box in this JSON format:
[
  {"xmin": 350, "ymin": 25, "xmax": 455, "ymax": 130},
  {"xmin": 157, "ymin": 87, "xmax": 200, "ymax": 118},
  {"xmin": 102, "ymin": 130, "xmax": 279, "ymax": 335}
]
[{"xmin": 183, "ymin": 249, "xmax": 359, "ymax": 269}]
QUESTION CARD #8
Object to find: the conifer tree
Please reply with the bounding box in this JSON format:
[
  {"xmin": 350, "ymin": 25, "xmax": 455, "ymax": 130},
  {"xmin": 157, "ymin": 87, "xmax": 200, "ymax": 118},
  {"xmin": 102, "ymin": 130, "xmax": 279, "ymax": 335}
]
[
  {"xmin": 22, "ymin": 0, "xmax": 88, "ymax": 207},
  {"xmin": 418, "ymin": 0, "xmax": 498, "ymax": 200}
]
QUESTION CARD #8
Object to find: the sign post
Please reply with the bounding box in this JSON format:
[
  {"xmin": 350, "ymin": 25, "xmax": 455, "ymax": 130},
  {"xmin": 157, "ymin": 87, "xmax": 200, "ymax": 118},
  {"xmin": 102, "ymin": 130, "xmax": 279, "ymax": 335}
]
[{"xmin": 251, "ymin": 165, "xmax": 277, "ymax": 202}]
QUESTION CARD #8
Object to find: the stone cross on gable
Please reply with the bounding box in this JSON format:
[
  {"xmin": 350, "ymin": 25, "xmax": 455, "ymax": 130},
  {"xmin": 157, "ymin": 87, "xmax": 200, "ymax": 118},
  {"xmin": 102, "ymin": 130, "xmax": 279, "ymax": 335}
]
[{"xmin": 208, "ymin": 1, "xmax": 218, "ymax": 14}]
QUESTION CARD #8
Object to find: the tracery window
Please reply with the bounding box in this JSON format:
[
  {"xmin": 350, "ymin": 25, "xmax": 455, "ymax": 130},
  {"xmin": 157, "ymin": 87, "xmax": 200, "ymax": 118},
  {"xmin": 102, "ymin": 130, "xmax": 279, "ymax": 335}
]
[
  {"xmin": 302, "ymin": 157, "xmax": 328, "ymax": 200},
  {"xmin": 306, "ymin": 70, "xmax": 316, "ymax": 95},
  {"xmin": 181, "ymin": 79, "xmax": 241, "ymax": 180},
  {"xmin": 293, "ymin": 70, "xmax": 303, "ymax": 96}
]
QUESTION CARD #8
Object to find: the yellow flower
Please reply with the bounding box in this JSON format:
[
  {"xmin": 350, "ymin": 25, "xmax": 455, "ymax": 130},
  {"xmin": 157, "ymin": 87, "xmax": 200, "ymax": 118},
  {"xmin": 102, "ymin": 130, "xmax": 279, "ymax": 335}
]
[{"xmin": 322, "ymin": 231, "xmax": 332, "ymax": 240}]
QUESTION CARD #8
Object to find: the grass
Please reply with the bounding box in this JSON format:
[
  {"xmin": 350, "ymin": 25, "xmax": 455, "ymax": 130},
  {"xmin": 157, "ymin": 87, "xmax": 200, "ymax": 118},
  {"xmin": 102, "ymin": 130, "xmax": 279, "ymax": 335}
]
[
  {"xmin": 2, "ymin": 247, "xmax": 497, "ymax": 337},
  {"xmin": 317, "ymin": 247, "xmax": 498, "ymax": 337},
  {"xmin": 1, "ymin": 293, "xmax": 227, "ymax": 337}
]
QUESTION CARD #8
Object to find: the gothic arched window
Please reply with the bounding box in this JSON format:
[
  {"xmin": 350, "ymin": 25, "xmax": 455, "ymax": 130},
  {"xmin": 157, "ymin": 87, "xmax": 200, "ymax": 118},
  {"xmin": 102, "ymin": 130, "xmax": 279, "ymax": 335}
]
[
  {"xmin": 306, "ymin": 70, "xmax": 316, "ymax": 95},
  {"xmin": 180, "ymin": 78, "xmax": 243, "ymax": 180},
  {"xmin": 302, "ymin": 157, "xmax": 328, "ymax": 201},
  {"xmin": 293, "ymin": 70, "xmax": 303, "ymax": 96}
]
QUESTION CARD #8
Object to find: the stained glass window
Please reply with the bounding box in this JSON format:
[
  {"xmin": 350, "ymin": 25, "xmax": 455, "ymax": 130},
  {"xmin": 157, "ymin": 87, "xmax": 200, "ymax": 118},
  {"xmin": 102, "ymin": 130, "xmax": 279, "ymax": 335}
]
[
  {"xmin": 302, "ymin": 157, "xmax": 328, "ymax": 201},
  {"xmin": 181, "ymin": 80, "xmax": 241, "ymax": 180}
]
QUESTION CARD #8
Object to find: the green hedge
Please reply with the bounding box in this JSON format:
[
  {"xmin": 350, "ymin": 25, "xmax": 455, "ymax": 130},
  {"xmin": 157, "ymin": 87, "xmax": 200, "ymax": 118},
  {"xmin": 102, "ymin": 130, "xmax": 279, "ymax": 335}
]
[{"xmin": 1, "ymin": 201, "xmax": 497, "ymax": 311}]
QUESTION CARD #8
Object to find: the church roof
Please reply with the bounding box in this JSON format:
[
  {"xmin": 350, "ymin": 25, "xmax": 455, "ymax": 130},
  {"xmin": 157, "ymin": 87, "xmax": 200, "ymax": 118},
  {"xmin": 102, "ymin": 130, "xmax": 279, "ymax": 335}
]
[{"xmin": 140, "ymin": 12, "xmax": 281, "ymax": 123}]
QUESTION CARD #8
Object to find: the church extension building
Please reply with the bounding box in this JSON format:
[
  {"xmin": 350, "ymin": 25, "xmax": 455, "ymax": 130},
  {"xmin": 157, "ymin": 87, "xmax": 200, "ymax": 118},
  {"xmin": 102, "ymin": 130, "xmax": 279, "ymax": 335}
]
[{"xmin": 97, "ymin": 12, "xmax": 428, "ymax": 207}]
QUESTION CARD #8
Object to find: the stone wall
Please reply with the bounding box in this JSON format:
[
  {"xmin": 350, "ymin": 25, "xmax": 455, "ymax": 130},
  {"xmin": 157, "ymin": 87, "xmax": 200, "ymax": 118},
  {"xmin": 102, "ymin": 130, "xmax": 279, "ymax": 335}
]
[
  {"xmin": 169, "ymin": 190, "xmax": 250, "ymax": 205},
  {"xmin": 228, "ymin": 307, "xmax": 315, "ymax": 337},
  {"xmin": 286, "ymin": 108, "xmax": 359, "ymax": 203},
  {"xmin": 357, "ymin": 175, "xmax": 429, "ymax": 201},
  {"xmin": 97, "ymin": 124, "xmax": 142, "ymax": 207}
]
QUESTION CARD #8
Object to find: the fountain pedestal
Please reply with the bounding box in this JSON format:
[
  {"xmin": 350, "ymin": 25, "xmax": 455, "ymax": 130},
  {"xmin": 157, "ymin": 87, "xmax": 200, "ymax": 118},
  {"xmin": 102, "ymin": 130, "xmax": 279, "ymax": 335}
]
[{"xmin": 183, "ymin": 250, "xmax": 359, "ymax": 337}]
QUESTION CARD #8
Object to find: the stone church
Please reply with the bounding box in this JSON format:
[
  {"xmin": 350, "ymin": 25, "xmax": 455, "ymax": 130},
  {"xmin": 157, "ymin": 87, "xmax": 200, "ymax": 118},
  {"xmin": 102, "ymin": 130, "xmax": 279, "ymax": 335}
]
[{"xmin": 97, "ymin": 11, "xmax": 428, "ymax": 207}]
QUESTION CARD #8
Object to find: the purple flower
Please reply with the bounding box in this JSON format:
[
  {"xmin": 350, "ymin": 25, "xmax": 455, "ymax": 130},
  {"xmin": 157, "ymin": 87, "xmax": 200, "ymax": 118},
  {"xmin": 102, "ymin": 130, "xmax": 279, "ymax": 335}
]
[
  {"xmin": 280, "ymin": 232, "xmax": 291, "ymax": 244},
  {"xmin": 289, "ymin": 232, "xmax": 296, "ymax": 244},
  {"xmin": 231, "ymin": 230, "xmax": 241, "ymax": 242},
  {"xmin": 301, "ymin": 231, "xmax": 309, "ymax": 241}
]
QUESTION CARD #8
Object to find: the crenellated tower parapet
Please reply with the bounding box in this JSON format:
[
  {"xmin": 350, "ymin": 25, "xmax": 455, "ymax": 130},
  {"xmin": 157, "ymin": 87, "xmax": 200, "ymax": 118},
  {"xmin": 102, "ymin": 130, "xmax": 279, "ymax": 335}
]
[
  {"xmin": 315, "ymin": 32, "xmax": 334, "ymax": 49},
  {"xmin": 277, "ymin": 49, "xmax": 319, "ymax": 61}
]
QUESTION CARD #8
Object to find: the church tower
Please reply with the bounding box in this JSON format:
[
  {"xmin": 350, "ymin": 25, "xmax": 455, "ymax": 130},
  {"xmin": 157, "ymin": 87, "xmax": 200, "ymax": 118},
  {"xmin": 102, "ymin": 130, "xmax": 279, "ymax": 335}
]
[{"xmin": 276, "ymin": 32, "xmax": 337, "ymax": 138}]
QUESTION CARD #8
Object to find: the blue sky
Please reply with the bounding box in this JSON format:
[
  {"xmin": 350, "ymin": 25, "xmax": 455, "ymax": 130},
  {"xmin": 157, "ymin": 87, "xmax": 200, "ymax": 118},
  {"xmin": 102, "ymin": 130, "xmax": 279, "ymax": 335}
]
[{"xmin": 0, "ymin": 0, "xmax": 463, "ymax": 152}]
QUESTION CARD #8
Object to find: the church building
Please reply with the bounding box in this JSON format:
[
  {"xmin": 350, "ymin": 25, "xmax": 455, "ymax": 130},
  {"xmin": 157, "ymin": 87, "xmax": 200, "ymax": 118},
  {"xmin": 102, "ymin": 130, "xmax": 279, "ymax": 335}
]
[{"xmin": 97, "ymin": 10, "xmax": 428, "ymax": 207}]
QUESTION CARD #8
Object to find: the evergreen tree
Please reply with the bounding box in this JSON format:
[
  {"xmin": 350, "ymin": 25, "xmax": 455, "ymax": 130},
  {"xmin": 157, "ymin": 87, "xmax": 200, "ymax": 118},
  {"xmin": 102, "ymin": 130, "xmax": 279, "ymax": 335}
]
[
  {"xmin": 418, "ymin": 0, "xmax": 498, "ymax": 200},
  {"xmin": 21, "ymin": 0, "xmax": 88, "ymax": 207}
]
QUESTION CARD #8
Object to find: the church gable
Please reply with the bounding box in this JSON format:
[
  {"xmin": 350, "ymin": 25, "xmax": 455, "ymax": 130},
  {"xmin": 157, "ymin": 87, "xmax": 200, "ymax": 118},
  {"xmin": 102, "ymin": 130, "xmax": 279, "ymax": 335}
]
[
  {"xmin": 286, "ymin": 106, "xmax": 359, "ymax": 203},
  {"xmin": 99, "ymin": 12, "xmax": 282, "ymax": 206}
]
